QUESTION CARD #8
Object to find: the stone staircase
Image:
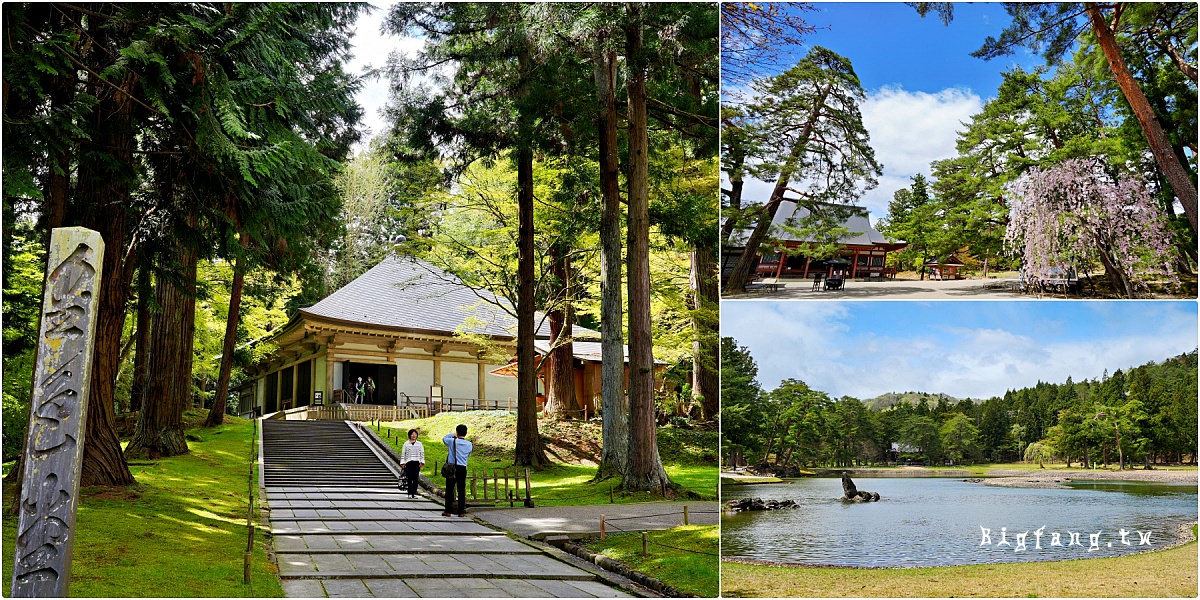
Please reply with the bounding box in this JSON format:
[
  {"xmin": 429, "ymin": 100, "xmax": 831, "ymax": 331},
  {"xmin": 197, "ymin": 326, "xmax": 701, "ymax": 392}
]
[
  {"xmin": 261, "ymin": 420, "xmax": 398, "ymax": 488},
  {"xmin": 259, "ymin": 419, "xmax": 638, "ymax": 597}
]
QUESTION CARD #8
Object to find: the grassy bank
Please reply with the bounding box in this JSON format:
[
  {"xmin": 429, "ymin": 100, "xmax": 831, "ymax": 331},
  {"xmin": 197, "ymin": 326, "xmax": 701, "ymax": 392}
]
[
  {"xmin": 373, "ymin": 411, "xmax": 718, "ymax": 504},
  {"xmin": 2, "ymin": 416, "xmax": 282, "ymax": 597},
  {"xmin": 722, "ymin": 533, "xmax": 1198, "ymax": 597},
  {"xmin": 580, "ymin": 525, "xmax": 719, "ymax": 597}
]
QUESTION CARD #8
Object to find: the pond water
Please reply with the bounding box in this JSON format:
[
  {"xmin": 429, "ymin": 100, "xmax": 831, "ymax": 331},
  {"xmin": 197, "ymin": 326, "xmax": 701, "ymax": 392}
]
[{"xmin": 722, "ymin": 477, "xmax": 1197, "ymax": 567}]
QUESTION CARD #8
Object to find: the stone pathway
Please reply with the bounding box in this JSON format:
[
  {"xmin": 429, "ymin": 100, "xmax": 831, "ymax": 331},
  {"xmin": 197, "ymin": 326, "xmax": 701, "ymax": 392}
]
[{"xmin": 267, "ymin": 487, "xmax": 639, "ymax": 597}]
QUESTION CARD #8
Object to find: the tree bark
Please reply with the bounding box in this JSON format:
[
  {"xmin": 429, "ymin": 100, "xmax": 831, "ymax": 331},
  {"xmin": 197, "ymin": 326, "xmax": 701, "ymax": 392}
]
[
  {"xmin": 77, "ymin": 40, "xmax": 137, "ymax": 487},
  {"xmin": 1086, "ymin": 2, "xmax": 1197, "ymax": 233},
  {"xmin": 690, "ymin": 248, "xmax": 719, "ymax": 421},
  {"xmin": 204, "ymin": 234, "xmax": 248, "ymax": 428},
  {"xmin": 125, "ymin": 207, "xmax": 198, "ymax": 459},
  {"xmin": 129, "ymin": 266, "xmax": 152, "ymax": 413},
  {"xmin": 543, "ymin": 245, "xmax": 578, "ymax": 419},
  {"xmin": 513, "ymin": 45, "xmax": 547, "ymax": 467},
  {"xmin": 623, "ymin": 3, "xmax": 671, "ymax": 494},
  {"xmin": 594, "ymin": 39, "xmax": 629, "ymax": 481}
]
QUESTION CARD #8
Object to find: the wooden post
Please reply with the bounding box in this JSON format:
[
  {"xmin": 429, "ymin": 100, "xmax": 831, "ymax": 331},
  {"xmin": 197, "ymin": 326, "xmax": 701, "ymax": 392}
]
[
  {"xmin": 600, "ymin": 515, "xmax": 606, "ymax": 540},
  {"xmin": 683, "ymin": 505, "xmax": 689, "ymax": 526},
  {"xmin": 524, "ymin": 468, "xmax": 533, "ymax": 507},
  {"xmin": 642, "ymin": 532, "xmax": 648, "ymax": 557},
  {"xmin": 493, "ymin": 469, "xmax": 499, "ymax": 500},
  {"xmin": 243, "ymin": 552, "xmax": 251, "ymax": 585},
  {"xmin": 11, "ymin": 227, "xmax": 104, "ymax": 598},
  {"xmin": 482, "ymin": 471, "xmax": 489, "ymax": 500},
  {"xmin": 469, "ymin": 470, "xmax": 477, "ymax": 499},
  {"xmin": 609, "ymin": 485, "xmax": 614, "ymax": 504}
]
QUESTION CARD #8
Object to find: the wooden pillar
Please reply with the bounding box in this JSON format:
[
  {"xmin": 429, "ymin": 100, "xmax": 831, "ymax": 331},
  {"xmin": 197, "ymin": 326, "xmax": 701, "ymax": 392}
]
[
  {"xmin": 851, "ymin": 249, "xmax": 860, "ymax": 278},
  {"xmin": 478, "ymin": 354, "xmax": 486, "ymax": 404},
  {"xmin": 775, "ymin": 247, "xmax": 787, "ymax": 278}
]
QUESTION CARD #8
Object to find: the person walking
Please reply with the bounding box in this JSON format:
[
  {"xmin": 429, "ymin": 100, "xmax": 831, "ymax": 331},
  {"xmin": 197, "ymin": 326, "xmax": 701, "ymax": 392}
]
[
  {"xmin": 399, "ymin": 429, "xmax": 425, "ymax": 498},
  {"xmin": 354, "ymin": 377, "xmax": 364, "ymax": 404},
  {"xmin": 442, "ymin": 424, "xmax": 473, "ymax": 517},
  {"xmin": 366, "ymin": 376, "xmax": 376, "ymax": 404}
]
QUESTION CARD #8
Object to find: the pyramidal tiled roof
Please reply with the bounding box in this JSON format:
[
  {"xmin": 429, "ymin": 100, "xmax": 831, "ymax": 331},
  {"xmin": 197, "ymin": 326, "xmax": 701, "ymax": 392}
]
[
  {"xmin": 730, "ymin": 200, "xmax": 904, "ymax": 247},
  {"xmin": 299, "ymin": 256, "xmax": 596, "ymax": 340}
]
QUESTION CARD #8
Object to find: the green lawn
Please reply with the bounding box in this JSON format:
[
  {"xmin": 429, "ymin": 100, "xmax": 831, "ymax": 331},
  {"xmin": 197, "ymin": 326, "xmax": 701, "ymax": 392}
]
[
  {"xmin": 723, "ymin": 535, "xmax": 1198, "ymax": 597},
  {"xmin": 2, "ymin": 417, "xmax": 283, "ymax": 598},
  {"xmin": 581, "ymin": 525, "xmax": 719, "ymax": 597},
  {"xmin": 373, "ymin": 411, "xmax": 718, "ymax": 505}
]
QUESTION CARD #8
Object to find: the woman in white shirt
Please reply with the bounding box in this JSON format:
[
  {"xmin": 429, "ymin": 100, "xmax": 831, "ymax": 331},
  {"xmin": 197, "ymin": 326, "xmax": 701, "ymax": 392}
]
[{"xmin": 399, "ymin": 429, "xmax": 425, "ymax": 498}]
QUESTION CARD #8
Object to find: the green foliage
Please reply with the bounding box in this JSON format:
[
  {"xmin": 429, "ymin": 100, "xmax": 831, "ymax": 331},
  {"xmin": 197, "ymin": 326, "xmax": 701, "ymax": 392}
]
[
  {"xmin": 726, "ymin": 344, "xmax": 1197, "ymax": 469},
  {"xmin": 2, "ymin": 349, "xmax": 35, "ymax": 460}
]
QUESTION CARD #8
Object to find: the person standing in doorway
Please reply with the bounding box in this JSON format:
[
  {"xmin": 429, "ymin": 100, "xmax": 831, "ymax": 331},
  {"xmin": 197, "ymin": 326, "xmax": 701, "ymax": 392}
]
[
  {"xmin": 366, "ymin": 376, "xmax": 376, "ymax": 404},
  {"xmin": 354, "ymin": 377, "xmax": 364, "ymax": 404},
  {"xmin": 399, "ymin": 429, "xmax": 425, "ymax": 498},
  {"xmin": 442, "ymin": 424, "xmax": 473, "ymax": 517}
]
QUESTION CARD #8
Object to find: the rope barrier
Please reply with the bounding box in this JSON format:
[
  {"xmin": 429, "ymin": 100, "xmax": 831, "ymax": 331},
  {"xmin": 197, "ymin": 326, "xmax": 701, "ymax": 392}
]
[
  {"xmin": 603, "ymin": 521, "xmax": 719, "ymax": 557},
  {"xmin": 605, "ymin": 511, "xmax": 688, "ymax": 521}
]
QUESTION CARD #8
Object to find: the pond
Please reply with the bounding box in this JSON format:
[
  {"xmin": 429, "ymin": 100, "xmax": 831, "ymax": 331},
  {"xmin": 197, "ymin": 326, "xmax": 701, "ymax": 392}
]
[{"xmin": 722, "ymin": 477, "xmax": 1197, "ymax": 567}]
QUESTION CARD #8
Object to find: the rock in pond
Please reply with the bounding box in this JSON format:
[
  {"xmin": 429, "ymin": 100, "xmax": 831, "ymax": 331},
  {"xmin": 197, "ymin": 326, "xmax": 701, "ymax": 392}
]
[
  {"xmin": 840, "ymin": 472, "xmax": 880, "ymax": 502},
  {"xmin": 724, "ymin": 498, "xmax": 800, "ymax": 512}
]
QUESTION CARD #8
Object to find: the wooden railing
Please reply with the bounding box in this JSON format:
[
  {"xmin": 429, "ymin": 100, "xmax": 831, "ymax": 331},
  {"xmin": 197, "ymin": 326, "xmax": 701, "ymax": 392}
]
[{"xmin": 263, "ymin": 397, "xmax": 516, "ymax": 422}]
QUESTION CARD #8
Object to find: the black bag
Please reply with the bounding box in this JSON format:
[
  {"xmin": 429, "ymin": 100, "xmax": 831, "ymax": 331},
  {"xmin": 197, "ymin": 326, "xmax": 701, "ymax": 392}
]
[{"xmin": 442, "ymin": 438, "xmax": 457, "ymax": 479}]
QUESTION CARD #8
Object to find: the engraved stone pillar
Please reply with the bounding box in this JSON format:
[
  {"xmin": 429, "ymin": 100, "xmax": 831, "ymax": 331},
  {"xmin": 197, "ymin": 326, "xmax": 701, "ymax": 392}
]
[{"xmin": 11, "ymin": 227, "xmax": 104, "ymax": 598}]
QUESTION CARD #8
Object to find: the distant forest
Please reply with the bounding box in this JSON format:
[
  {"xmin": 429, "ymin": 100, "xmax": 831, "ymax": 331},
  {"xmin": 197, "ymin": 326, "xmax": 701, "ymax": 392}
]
[{"xmin": 721, "ymin": 338, "xmax": 1198, "ymax": 469}]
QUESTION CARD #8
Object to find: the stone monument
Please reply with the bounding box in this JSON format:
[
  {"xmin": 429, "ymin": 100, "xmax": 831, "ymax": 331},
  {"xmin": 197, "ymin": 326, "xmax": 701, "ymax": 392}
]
[{"xmin": 11, "ymin": 227, "xmax": 104, "ymax": 598}]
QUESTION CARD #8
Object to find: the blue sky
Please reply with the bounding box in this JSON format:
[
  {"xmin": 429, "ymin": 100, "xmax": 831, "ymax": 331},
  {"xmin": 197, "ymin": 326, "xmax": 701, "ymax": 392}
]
[
  {"xmin": 733, "ymin": 2, "xmax": 1048, "ymax": 223},
  {"xmin": 722, "ymin": 301, "xmax": 1198, "ymax": 400}
]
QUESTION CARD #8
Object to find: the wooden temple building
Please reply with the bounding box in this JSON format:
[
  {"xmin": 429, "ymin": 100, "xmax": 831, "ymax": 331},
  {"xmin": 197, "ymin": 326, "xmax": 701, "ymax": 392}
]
[
  {"xmin": 724, "ymin": 200, "xmax": 907, "ymax": 281},
  {"xmin": 238, "ymin": 256, "xmax": 643, "ymax": 418}
]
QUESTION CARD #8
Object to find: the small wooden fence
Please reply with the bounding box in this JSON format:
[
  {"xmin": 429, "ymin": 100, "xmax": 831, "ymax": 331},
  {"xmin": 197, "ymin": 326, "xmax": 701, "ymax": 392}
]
[{"xmin": 428, "ymin": 463, "xmax": 533, "ymax": 507}]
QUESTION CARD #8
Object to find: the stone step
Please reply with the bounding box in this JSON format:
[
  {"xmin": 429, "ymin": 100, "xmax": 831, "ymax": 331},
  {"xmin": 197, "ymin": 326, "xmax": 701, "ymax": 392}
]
[
  {"xmin": 273, "ymin": 533, "xmax": 534, "ymax": 554},
  {"xmin": 276, "ymin": 552, "xmax": 598, "ymax": 581},
  {"xmin": 269, "ymin": 520, "xmax": 496, "ymax": 536}
]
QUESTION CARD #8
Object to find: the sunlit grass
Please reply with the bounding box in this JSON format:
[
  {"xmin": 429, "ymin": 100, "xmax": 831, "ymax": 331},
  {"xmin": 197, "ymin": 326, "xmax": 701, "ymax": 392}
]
[
  {"xmin": 2, "ymin": 417, "xmax": 283, "ymax": 597},
  {"xmin": 369, "ymin": 412, "xmax": 718, "ymax": 506},
  {"xmin": 581, "ymin": 525, "xmax": 719, "ymax": 597},
  {"xmin": 723, "ymin": 537, "xmax": 1198, "ymax": 598}
]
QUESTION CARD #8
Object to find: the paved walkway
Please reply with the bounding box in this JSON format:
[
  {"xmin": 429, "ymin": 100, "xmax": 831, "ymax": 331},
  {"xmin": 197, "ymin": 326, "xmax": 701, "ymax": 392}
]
[
  {"xmin": 472, "ymin": 501, "xmax": 720, "ymax": 540},
  {"xmin": 729, "ymin": 277, "xmax": 1033, "ymax": 299},
  {"xmin": 266, "ymin": 486, "xmax": 639, "ymax": 598}
]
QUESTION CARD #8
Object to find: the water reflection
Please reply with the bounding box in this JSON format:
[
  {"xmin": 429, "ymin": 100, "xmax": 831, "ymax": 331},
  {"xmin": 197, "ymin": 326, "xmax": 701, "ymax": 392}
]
[{"xmin": 722, "ymin": 477, "xmax": 1197, "ymax": 567}]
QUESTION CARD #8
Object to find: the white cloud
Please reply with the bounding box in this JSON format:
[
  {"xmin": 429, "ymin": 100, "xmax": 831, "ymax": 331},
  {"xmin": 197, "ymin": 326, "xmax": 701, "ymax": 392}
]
[
  {"xmin": 727, "ymin": 86, "xmax": 982, "ymax": 227},
  {"xmin": 723, "ymin": 303, "xmax": 1197, "ymax": 402},
  {"xmin": 348, "ymin": 3, "xmax": 426, "ymax": 151}
]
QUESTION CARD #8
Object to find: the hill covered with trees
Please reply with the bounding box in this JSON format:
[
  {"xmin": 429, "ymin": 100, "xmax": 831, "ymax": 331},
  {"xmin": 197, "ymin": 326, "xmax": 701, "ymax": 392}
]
[{"xmin": 721, "ymin": 337, "xmax": 1197, "ymax": 469}]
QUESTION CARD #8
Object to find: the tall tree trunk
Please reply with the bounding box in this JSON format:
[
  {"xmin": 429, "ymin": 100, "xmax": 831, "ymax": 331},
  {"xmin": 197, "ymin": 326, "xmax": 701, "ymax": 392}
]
[
  {"xmin": 125, "ymin": 208, "xmax": 198, "ymax": 459},
  {"xmin": 623, "ymin": 3, "xmax": 671, "ymax": 494},
  {"xmin": 77, "ymin": 49, "xmax": 136, "ymax": 487},
  {"xmin": 513, "ymin": 46, "xmax": 547, "ymax": 467},
  {"xmin": 1086, "ymin": 3, "xmax": 1197, "ymax": 233},
  {"xmin": 724, "ymin": 84, "xmax": 832, "ymax": 292},
  {"xmin": 690, "ymin": 248, "xmax": 719, "ymax": 421},
  {"xmin": 204, "ymin": 234, "xmax": 248, "ymax": 428},
  {"xmin": 594, "ymin": 38, "xmax": 629, "ymax": 481},
  {"xmin": 543, "ymin": 245, "xmax": 578, "ymax": 418},
  {"xmin": 129, "ymin": 266, "xmax": 152, "ymax": 413}
]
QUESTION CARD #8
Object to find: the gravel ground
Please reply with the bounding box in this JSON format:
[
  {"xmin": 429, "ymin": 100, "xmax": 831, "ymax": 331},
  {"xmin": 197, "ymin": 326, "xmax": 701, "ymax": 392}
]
[{"xmin": 984, "ymin": 468, "xmax": 1198, "ymax": 483}]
